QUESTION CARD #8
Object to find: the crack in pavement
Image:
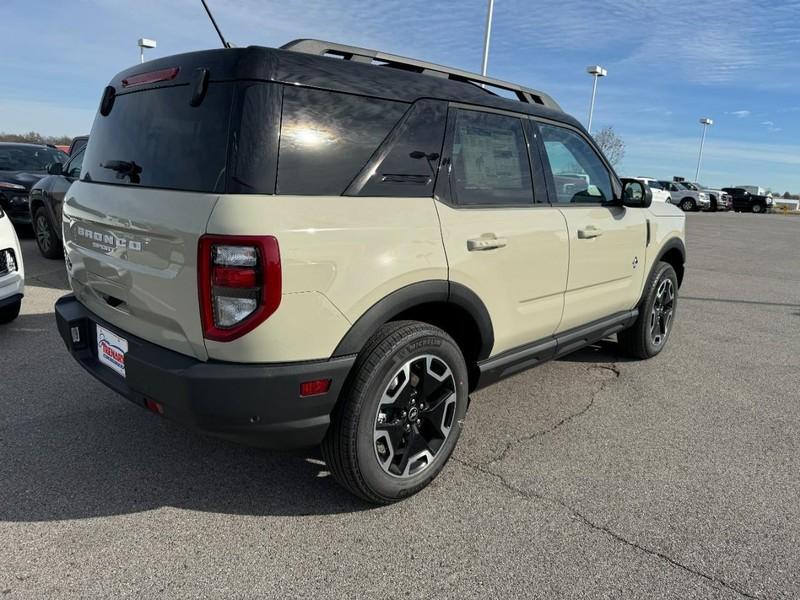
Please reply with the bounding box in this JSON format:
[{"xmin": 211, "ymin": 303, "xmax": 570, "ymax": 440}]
[
  {"xmin": 476, "ymin": 364, "xmax": 620, "ymax": 468},
  {"xmin": 453, "ymin": 363, "xmax": 762, "ymax": 600},
  {"xmin": 453, "ymin": 457, "xmax": 760, "ymax": 599}
]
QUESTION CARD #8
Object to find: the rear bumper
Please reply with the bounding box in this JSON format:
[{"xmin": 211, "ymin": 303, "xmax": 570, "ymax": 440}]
[{"xmin": 55, "ymin": 294, "xmax": 355, "ymax": 448}]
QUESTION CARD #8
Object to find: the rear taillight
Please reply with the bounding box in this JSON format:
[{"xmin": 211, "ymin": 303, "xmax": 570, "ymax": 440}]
[{"xmin": 198, "ymin": 235, "xmax": 281, "ymax": 342}]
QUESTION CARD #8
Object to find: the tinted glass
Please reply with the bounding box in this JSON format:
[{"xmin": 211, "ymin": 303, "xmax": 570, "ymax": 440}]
[
  {"xmin": 70, "ymin": 138, "xmax": 88, "ymax": 155},
  {"xmin": 82, "ymin": 83, "xmax": 233, "ymax": 192},
  {"xmin": 228, "ymin": 82, "xmax": 281, "ymax": 194},
  {"xmin": 66, "ymin": 148, "xmax": 85, "ymax": 178},
  {"xmin": 0, "ymin": 145, "xmax": 66, "ymax": 172},
  {"xmin": 449, "ymin": 110, "xmax": 533, "ymax": 206},
  {"xmin": 353, "ymin": 99, "xmax": 447, "ymax": 197},
  {"xmin": 278, "ymin": 87, "xmax": 407, "ymax": 195},
  {"xmin": 539, "ymin": 124, "xmax": 612, "ymax": 204}
]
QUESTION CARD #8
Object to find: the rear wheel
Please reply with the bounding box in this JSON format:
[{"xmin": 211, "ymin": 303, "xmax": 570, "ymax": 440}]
[
  {"xmin": 680, "ymin": 198, "xmax": 695, "ymax": 212},
  {"xmin": 618, "ymin": 262, "xmax": 678, "ymax": 359},
  {"xmin": 322, "ymin": 321, "xmax": 468, "ymax": 504},
  {"xmin": 34, "ymin": 207, "xmax": 62, "ymax": 259},
  {"xmin": 0, "ymin": 298, "xmax": 21, "ymax": 324}
]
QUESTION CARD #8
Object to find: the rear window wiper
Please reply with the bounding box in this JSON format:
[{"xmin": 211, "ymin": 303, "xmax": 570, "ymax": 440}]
[{"xmin": 101, "ymin": 160, "xmax": 142, "ymax": 183}]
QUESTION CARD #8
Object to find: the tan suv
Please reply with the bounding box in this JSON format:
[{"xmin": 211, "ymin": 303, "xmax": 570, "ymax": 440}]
[{"xmin": 55, "ymin": 40, "xmax": 686, "ymax": 503}]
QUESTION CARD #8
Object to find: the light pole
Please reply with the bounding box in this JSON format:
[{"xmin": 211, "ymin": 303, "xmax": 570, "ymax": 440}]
[
  {"xmin": 138, "ymin": 38, "xmax": 157, "ymax": 63},
  {"xmin": 695, "ymin": 117, "xmax": 713, "ymax": 182},
  {"xmin": 480, "ymin": 0, "xmax": 495, "ymax": 77},
  {"xmin": 586, "ymin": 65, "xmax": 607, "ymax": 133}
]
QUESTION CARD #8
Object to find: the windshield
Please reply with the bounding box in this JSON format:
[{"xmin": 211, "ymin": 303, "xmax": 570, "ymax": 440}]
[{"xmin": 0, "ymin": 145, "xmax": 67, "ymax": 172}]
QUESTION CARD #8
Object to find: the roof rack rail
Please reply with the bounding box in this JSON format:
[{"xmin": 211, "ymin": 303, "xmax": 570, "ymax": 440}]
[{"xmin": 280, "ymin": 39, "xmax": 562, "ymax": 112}]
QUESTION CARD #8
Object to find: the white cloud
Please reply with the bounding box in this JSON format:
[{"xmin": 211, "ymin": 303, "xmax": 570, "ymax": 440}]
[{"xmin": 727, "ymin": 110, "xmax": 751, "ymax": 118}]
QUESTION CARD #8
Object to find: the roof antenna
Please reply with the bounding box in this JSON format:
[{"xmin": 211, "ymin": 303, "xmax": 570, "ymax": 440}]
[{"xmin": 200, "ymin": 0, "xmax": 233, "ymax": 48}]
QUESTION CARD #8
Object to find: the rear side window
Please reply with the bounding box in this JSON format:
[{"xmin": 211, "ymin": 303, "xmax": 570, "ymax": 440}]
[
  {"xmin": 82, "ymin": 83, "xmax": 233, "ymax": 192},
  {"xmin": 449, "ymin": 109, "xmax": 534, "ymax": 206},
  {"xmin": 349, "ymin": 99, "xmax": 447, "ymax": 197},
  {"xmin": 277, "ymin": 88, "xmax": 407, "ymax": 195}
]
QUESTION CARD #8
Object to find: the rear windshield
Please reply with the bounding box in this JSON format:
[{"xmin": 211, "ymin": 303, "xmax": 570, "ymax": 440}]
[{"xmin": 82, "ymin": 83, "xmax": 233, "ymax": 192}]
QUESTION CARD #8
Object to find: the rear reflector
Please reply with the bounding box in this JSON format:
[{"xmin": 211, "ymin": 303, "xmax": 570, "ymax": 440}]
[
  {"xmin": 300, "ymin": 379, "xmax": 331, "ymax": 397},
  {"xmin": 212, "ymin": 266, "xmax": 258, "ymax": 288},
  {"xmin": 145, "ymin": 399, "xmax": 164, "ymax": 415},
  {"xmin": 122, "ymin": 67, "xmax": 180, "ymax": 88}
]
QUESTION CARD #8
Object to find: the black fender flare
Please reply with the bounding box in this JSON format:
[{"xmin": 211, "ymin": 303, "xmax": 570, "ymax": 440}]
[
  {"xmin": 639, "ymin": 237, "xmax": 686, "ymax": 307},
  {"xmin": 332, "ymin": 280, "xmax": 494, "ymax": 360},
  {"xmin": 655, "ymin": 237, "xmax": 686, "ymax": 269}
]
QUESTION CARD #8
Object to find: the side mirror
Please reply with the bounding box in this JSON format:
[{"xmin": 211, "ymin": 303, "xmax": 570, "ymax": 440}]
[
  {"xmin": 620, "ymin": 178, "xmax": 652, "ymax": 208},
  {"xmin": 47, "ymin": 162, "xmax": 63, "ymax": 176}
]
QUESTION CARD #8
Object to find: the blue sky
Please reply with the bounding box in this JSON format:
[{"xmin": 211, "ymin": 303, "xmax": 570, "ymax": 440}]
[{"xmin": 2, "ymin": 0, "xmax": 799, "ymax": 192}]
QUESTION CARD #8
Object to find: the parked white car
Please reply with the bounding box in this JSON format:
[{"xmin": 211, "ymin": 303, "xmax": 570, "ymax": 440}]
[
  {"xmin": 0, "ymin": 204, "xmax": 24, "ymax": 323},
  {"xmin": 633, "ymin": 177, "xmax": 672, "ymax": 203}
]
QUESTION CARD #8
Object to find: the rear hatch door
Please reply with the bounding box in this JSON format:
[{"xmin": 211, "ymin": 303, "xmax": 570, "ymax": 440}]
[{"xmin": 63, "ymin": 67, "xmax": 235, "ymax": 360}]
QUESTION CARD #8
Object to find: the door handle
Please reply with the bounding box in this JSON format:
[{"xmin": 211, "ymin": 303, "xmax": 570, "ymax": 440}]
[
  {"xmin": 577, "ymin": 226, "xmax": 603, "ymax": 239},
  {"xmin": 467, "ymin": 235, "xmax": 507, "ymax": 251}
]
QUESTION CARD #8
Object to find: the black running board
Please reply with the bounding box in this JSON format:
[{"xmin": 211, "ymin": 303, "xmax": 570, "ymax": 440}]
[{"xmin": 475, "ymin": 309, "xmax": 638, "ymax": 390}]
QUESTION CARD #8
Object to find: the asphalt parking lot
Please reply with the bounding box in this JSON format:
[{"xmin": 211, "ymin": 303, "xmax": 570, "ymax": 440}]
[{"xmin": 1, "ymin": 212, "xmax": 798, "ymax": 599}]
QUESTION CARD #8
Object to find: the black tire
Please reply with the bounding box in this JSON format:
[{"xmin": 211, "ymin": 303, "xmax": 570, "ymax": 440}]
[
  {"xmin": 322, "ymin": 320, "xmax": 469, "ymax": 504},
  {"xmin": 34, "ymin": 207, "xmax": 62, "ymax": 259},
  {"xmin": 618, "ymin": 262, "xmax": 678, "ymax": 360},
  {"xmin": 0, "ymin": 298, "xmax": 21, "ymax": 324},
  {"xmin": 752, "ymin": 203, "xmax": 763, "ymax": 214},
  {"xmin": 680, "ymin": 198, "xmax": 695, "ymax": 212}
]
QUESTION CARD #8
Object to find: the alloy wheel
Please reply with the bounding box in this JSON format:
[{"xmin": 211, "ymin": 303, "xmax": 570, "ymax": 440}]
[
  {"xmin": 373, "ymin": 355, "xmax": 457, "ymax": 478},
  {"xmin": 36, "ymin": 214, "xmax": 52, "ymax": 254},
  {"xmin": 650, "ymin": 278, "xmax": 675, "ymax": 347}
]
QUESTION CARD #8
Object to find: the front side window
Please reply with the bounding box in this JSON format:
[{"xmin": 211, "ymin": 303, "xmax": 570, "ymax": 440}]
[
  {"xmin": 449, "ymin": 109, "xmax": 533, "ymax": 206},
  {"xmin": 539, "ymin": 123, "xmax": 613, "ymax": 204},
  {"xmin": 66, "ymin": 148, "xmax": 85, "ymax": 179}
]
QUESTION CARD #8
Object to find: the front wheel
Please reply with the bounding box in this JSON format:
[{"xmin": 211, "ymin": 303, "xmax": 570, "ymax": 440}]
[
  {"xmin": 752, "ymin": 203, "xmax": 764, "ymax": 214},
  {"xmin": 618, "ymin": 262, "xmax": 678, "ymax": 359},
  {"xmin": 322, "ymin": 321, "xmax": 469, "ymax": 504},
  {"xmin": 680, "ymin": 198, "xmax": 695, "ymax": 212}
]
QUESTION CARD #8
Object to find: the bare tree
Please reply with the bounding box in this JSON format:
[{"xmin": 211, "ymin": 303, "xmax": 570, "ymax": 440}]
[
  {"xmin": 0, "ymin": 131, "xmax": 72, "ymax": 146},
  {"xmin": 593, "ymin": 126, "xmax": 626, "ymax": 166}
]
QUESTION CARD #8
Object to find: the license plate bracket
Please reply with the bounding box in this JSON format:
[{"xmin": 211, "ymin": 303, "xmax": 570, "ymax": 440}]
[{"xmin": 96, "ymin": 324, "xmax": 128, "ymax": 378}]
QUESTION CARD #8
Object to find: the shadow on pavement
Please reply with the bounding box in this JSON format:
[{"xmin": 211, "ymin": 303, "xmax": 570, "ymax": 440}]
[
  {"xmin": 556, "ymin": 339, "xmax": 637, "ymax": 364},
  {"xmin": 0, "ymin": 404, "xmax": 372, "ymax": 521},
  {"xmin": 0, "ymin": 310, "xmax": 373, "ymax": 520}
]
